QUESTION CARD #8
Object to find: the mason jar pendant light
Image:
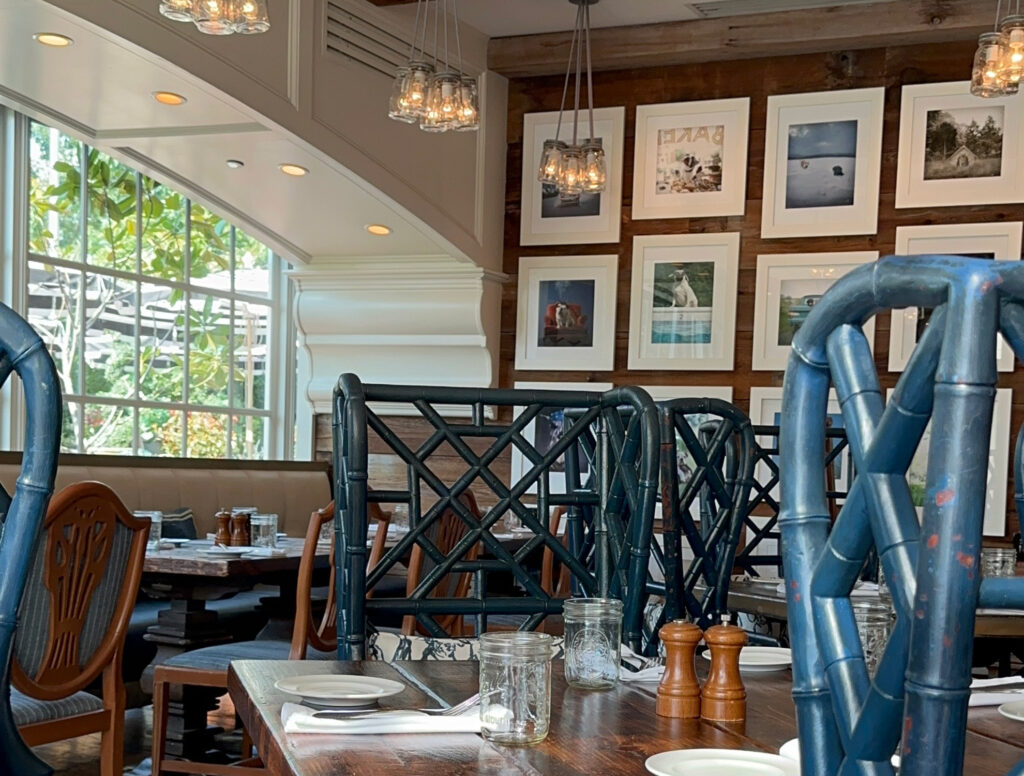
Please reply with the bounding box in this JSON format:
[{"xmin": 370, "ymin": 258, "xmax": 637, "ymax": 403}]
[
  {"xmin": 971, "ymin": 0, "xmax": 1022, "ymax": 96},
  {"xmin": 157, "ymin": 0, "xmax": 270, "ymax": 35},
  {"xmin": 536, "ymin": 0, "xmax": 605, "ymax": 199},
  {"xmin": 386, "ymin": 0, "xmax": 479, "ymax": 133}
]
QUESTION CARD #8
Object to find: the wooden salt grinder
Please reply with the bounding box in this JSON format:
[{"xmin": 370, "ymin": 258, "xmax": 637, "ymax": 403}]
[
  {"xmin": 229, "ymin": 512, "xmax": 249, "ymax": 546},
  {"xmin": 656, "ymin": 620, "xmax": 703, "ymax": 718},
  {"xmin": 701, "ymin": 623, "xmax": 748, "ymax": 722},
  {"xmin": 214, "ymin": 509, "xmax": 232, "ymax": 546}
]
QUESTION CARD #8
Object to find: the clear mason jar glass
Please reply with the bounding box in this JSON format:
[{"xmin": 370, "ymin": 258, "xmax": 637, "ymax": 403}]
[
  {"xmin": 563, "ymin": 597, "xmax": 622, "ymax": 689},
  {"xmin": 852, "ymin": 599, "xmax": 892, "ymax": 675},
  {"xmin": 479, "ymin": 632, "xmax": 552, "ymax": 746},
  {"xmin": 982, "ymin": 547, "xmax": 1017, "ymax": 578}
]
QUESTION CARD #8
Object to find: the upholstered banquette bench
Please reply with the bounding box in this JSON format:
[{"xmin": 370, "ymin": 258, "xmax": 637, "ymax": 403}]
[{"xmin": 0, "ymin": 452, "xmax": 332, "ymax": 702}]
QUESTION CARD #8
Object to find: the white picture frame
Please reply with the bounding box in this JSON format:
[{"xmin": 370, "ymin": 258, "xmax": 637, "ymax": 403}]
[
  {"xmin": 515, "ymin": 254, "xmax": 618, "ymax": 372},
  {"xmin": 888, "ymin": 222, "xmax": 1023, "ymax": 372},
  {"xmin": 895, "ymin": 81, "xmax": 1024, "ymax": 208},
  {"xmin": 631, "ymin": 97, "xmax": 750, "ymax": 220},
  {"xmin": 520, "ymin": 107, "xmax": 625, "ymax": 246},
  {"xmin": 752, "ymin": 251, "xmax": 878, "ymax": 372},
  {"xmin": 627, "ymin": 233, "xmax": 740, "ymax": 371},
  {"xmin": 761, "ymin": 87, "xmax": 884, "ymax": 238},
  {"xmin": 509, "ymin": 380, "xmax": 613, "ymax": 496},
  {"xmin": 887, "ymin": 388, "xmax": 1011, "ymax": 537}
]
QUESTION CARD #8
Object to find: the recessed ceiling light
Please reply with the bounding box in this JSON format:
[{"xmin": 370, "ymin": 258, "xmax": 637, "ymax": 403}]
[
  {"xmin": 33, "ymin": 32, "xmax": 73, "ymax": 47},
  {"xmin": 366, "ymin": 224, "xmax": 391, "ymax": 236},
  {"xmin": 279, "ymin": 163, "xmax": 308, "ymax": 177},
  {"xmin": 226, "ymin": 159, "xmax": 245, "ymax": 169},
  {"xmin": 153, "ymin": 91, "xmax": 187, "ymax": 106}
]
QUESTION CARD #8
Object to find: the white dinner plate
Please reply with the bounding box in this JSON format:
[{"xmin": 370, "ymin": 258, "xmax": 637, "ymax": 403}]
[
  {"xmin": 199, "ymin": 546, "xmax": 252, "ymax": 558},
  {"xmin": 998, "ymin": 700, "xmax": 1024, "ymax": 721},
  {"xmin": 163, "ymin": 538, "xmax": 191, "ymax": 546},
  {"xmin": 779, "ymin": 738, "xmax": 900, "ymax": 767},
  {"xmin": 274, "ymin": 675, "xmax": 406, "ymax": 708},
  {"xmin": 646, "ymin": 748, "xmax": 799, "ymax": 776},
  {"xmin": 698, "ymin": 646, "xmax": 792, "ymax": 673}
]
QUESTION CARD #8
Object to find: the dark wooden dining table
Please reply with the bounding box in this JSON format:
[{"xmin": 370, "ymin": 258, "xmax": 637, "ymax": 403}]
[{"xmin": 226, "ymin": 659, "xmax": 1024, "ymax": 775}]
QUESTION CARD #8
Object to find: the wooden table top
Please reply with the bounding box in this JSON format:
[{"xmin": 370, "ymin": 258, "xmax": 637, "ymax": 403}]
[
  {"xmin": 143, "ymin": 537, "xmax": 324, "ymax": 578},
  {"xmin": 227, "ymin": 659, "xmax": 1024, "ymax": 776},
  {"xmin": 728, "ymin": 579, "xmax": 1024, "ymax": 638}
]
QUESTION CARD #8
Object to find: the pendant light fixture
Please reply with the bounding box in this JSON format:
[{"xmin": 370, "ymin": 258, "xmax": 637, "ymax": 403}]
[
  {"xmin": 537, "ymin": 0, "xmax": 605, "ymax": 200},
  {"xmin": 158, "ymin": 1, "xmax": 270, "ymax": 36},
  {"xmin": 387, "ymin": 0, "xmax": 479, "ymax": 133},
  {"xmin": 971, "ymin": 0, "xmax": 1022, "ymax": 96}
]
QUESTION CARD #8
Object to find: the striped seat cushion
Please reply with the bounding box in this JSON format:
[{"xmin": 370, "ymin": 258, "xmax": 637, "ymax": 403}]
[
  {"xmin": 162, "ymin": 639, "xmax": 336, "ymax": 673},
  {"xmin": 11, "ymin": 688, "xmax": 103, "ymax": 726},
  {"xmin": 367, "ymin": 631, "xmax": 565, "ymax": 662}
]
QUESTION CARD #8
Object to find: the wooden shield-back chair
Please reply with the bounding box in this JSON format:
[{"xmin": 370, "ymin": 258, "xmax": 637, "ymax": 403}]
[
  {"xmin": 0, "ymin": 302, "xmax": 63, "ymax": 776},
  {"xmin": 12, "ymin": 482, "xmax": 149, "ymax": 776},
  {"xmin": 152, "ymin": 500, "xmax": 390, "ymax": 776}
]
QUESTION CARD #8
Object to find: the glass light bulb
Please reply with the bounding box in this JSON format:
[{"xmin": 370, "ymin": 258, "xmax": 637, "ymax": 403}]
[
  {"xmin": 233, "ymin": 0, "xmax": 270, "ymax": 33},
  {"xmin": 538, "ymin": 140, "xmax": 566, "ymax": 184},
  {"xmin": 556, "ymin": 146, "xmax": 584, "ymax": 196},
  {"xmin": 454, "ymin": 77, "xmax": 479, "ymax": 132},
  {"xmin": 159, "ymin": 0, "xmax": 195, "ymax": 22},
  {"xmin": 580, "ymin": 140, "xmax": 606, "ymax": 193},
  {"xmin": 192, "ymin": 0, "xmax": 236, "ymax": 35},
  {"xmin": 388, "ymin": 68, "xmax": 417, "ymax": 123},
  {"xmin": 401, "ymin": 61, "xmax": 433, "ymax": 118},
  {"xmin": 973, "ymin": 31, "xmax": 1014, "ymax": 97},
  {"xmin": 420, "ymin": 73, "xmax": 460, "ymax": 133},
  {"xmin": 999, "ymin": 16, "xmax": 1024, "ymax": 85}
]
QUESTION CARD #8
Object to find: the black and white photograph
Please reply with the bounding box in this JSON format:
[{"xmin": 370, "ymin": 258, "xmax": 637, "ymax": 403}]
[
  {"xmin": 924, "ymin": 106, "xmax": 1003, "ymax": 180},
  {"xmin": 785, "ymin": 120, "xmax": 857, "ymax": 209}
]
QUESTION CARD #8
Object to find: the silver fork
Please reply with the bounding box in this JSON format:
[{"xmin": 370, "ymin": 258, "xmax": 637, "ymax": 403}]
[{"xmin": 310, "ymin": 691, "xmax": 482, "ymax": 719}]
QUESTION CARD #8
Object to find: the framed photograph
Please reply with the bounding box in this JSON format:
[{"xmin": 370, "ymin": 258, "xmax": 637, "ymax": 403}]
[
  {"xmin": 631, "ymin": 98, "xmax": 750, "ymax": 220},
  {"xmin": 761, "ymin": 87, "xmax": 884, "ymax": 238},
  {"xmin": 509, "ymin": 380, "xmax": 613, "ymax": 496},
  {"xmin": 515, "ymin": 254, "xmax": 618, "ymax": 371},
  {"xmin": 627, "ymin": 233, "xmax": 740, "ymax": 371},
  {"xmin": 887, "ymin": 388, "xmax": 1011, "ymax": 536},
  {"xmin": 895, "ymin": 81, "xmax": 1024, "ymax": 208},
  {"xmin": 888, "ymin": 222, "xmax": 1023, "ymax": 372},
  {"xmin": 752, "ymin": 251, "xmax": 878, "ymax": 371},
  {"xmin": 520, "ymin": 107, "xmax": 625, "ymax": 246}
]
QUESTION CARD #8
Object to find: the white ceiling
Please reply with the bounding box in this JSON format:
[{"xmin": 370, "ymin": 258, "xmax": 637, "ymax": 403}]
[
  {"xmin": 0, "ymin": 0, "xmax": 455, "ymax": 263},
  {"xmin": 451, "ymin": 0, "xmax": 879, "ymax": 38}
]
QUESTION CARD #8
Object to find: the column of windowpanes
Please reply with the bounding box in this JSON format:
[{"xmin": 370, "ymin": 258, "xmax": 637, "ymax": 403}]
[{"xmin": 133, "ymin": 169, "xmax": 142, "ymax": 454}]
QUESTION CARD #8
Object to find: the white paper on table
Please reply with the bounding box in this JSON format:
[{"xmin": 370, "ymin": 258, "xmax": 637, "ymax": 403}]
[
  {"xmin": 281, "ymin": 703, "xmax": 482, "ymax": 734},
  {"xmin": 969, "ymin": 676, "xmax": 1024, "ymax": 707}
]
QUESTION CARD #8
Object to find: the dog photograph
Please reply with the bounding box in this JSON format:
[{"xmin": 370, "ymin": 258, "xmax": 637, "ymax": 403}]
[
  {"xmin": 654, "ymin": 123, "xmax": 724, "ymax": 196},
  {"xmin": 785, "ymin": 120, "xmax": 857, "ymax": 209},
  {"xmin": 536, "ymin": 279, "xmax": 596, "ymax": 348},
  {"xmin": 649, "ymin": 260, "xmax": 715, "ymax": 345}
]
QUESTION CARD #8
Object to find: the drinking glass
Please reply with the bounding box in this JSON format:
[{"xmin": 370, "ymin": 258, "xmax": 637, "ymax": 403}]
[
  {"xmin": 479, "ymin": 632, "xmax": 552, "ymax": 745},
  {"xmin": 135, "ymin": 511, "xmax": 163, "ymax": 549},
  {"xmin": 852, "ymin": 598, "xmax": 892, "ymax": 674},
  {"xmin": 982, "ymin": 547, "xmax": 1017, "ymax": 577},
  {"xmin": 563, "ymin": 597, "xmax": 622, "ymax": 689},
  {"xmin": 250, "ymin": 514, "xmax": 278, "ymax": 548}
]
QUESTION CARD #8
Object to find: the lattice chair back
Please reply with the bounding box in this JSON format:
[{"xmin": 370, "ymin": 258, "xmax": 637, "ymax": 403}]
[
  {"xmin": 652, "ymin": 398, "xmax": 755, "ymax": 632},
  {"xmin": 0, "ymin": 304, "xmax": 61, "ymax": 776},
  {"xmin": 735, "ymin": 424, "xmax": 853, "ymax": 578},
  {"xmin": 779, "ymin": 255, "xmax": 1024, "ymax": 776},
  {"xmin": 333, "ymin": 375, "xmax": 660, "ymax": 659}
]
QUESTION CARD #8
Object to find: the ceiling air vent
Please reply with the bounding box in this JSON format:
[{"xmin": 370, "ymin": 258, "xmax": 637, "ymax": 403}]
[
  {"xmin": 324, "ymin": 0, "xmax": 409, "ymax": 78},
  {"xmin": 685, "ymin": 0, "xmax": 881, "ymax": 18}
]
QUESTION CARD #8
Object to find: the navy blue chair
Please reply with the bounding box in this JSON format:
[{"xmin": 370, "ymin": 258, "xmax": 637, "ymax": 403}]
[{"xmin": 0, "ymin": 303, "xmax": 62, "ymax": 776}]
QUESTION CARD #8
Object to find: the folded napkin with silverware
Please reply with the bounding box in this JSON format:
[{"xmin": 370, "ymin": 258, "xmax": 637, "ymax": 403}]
[
  {"xmin": 969, "ymin": 676, "xmax": 1024, "ymax": 707},
  {"xmin": 281, "ymin": 703, "xmax": 483, "ymax": 734},
  {"xmin": 243, "ymin": 546, "xmax": 287, "ymax": 557}
]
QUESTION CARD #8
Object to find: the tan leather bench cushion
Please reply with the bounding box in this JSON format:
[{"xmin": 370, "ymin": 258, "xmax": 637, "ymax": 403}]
[{"xmin": 0, "ymin": 454, "xmax": 331, "ymax": 537}]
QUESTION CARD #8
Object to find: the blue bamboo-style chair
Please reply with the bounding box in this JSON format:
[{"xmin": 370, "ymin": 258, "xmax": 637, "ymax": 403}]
[
  {"xmin": 779, "ymin": 255, "xmax": 1024, "ymax": 776},
  {"xmin": 332, "ymin": 375, "xmax": 660, "ymax": 659},
  {"xmin": 649, "ymin": 398, "xmax": 755, "ymax": 632},
  {"xmin": 0, "ymin": 303, "xmax": 62, "ymax": 776}
]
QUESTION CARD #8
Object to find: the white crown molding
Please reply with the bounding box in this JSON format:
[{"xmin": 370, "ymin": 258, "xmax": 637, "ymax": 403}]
[{"xmin": 293, "ymin": 254, "xmax": 501, "ymax": 413}]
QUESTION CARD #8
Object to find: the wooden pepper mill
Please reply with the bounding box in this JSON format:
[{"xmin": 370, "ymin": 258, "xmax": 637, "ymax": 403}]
[
  {"xmin": 700, "ymin": 621, "xmax": 748, "ymax": 722},
  {"xmin": 656, "ymin": 620, "xmax": 703, "ymax": 718},
  {"xmin": 214, "ymin": 509, "xmax": 231, "ymax": 546},
  {"xmin": 229, "ymin": 511, "xmax": 250, "ymax": 546}
]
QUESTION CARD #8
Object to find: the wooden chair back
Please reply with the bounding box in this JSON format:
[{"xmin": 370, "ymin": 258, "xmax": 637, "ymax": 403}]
[
  {"xmin": 11, "ymin": 481, "xmax": 149, "ymax": 700},
  {"xmin": 291, "ymin": 500, "xmax": 390, "ymax": 658},
  {"xmin": 402, "ymin": 491, "xmax": 482, "ymax": 636}
]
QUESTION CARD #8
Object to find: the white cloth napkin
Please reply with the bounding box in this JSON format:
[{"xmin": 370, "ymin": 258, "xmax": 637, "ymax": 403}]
[
  {"xmin": 620, "ymin": 645, "xmax": 665, "ymax": 682},
  {"xmin": 969, "ymin": 676, "xmax": 1024, "ymax": 707},
  {"xmin": 620, "ymin": 666, "xmax": 665, "ymax": 683},
  {"xmin": 281, "ymin": 703, "xmax": 483, "ymax": 734},
  {"xmin": 243, "ymin": 546, "xmax": 287, "ymax": 557}
]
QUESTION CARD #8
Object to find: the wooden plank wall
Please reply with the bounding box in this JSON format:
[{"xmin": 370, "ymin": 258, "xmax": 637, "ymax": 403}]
[{"xmin": 499, "ymin": 40, "xmax": 1024, "ymax": 544}]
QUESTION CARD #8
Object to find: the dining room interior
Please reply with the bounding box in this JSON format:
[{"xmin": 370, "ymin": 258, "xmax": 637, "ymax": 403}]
[{"xmin": 0, "ymin": 0, "xmax": 1023, "ymax": 774}]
